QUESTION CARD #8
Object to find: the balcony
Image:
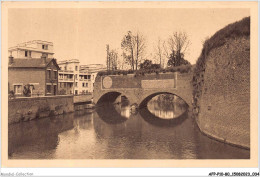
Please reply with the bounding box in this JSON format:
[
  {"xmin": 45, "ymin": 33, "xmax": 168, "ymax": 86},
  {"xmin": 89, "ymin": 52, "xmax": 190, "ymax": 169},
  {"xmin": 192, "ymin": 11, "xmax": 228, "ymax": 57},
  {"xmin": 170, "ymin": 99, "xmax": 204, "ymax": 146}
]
[
  {"xmin": 59, "ymin": 78, "xmax": 74, "ymax": 82},
  {"xmin": 59, "ymin": 70, "xmax": 74, "ymax": 74},
  {"xmin": 79, "ymin": 78, "xmax": 91, "ymax": 81}
]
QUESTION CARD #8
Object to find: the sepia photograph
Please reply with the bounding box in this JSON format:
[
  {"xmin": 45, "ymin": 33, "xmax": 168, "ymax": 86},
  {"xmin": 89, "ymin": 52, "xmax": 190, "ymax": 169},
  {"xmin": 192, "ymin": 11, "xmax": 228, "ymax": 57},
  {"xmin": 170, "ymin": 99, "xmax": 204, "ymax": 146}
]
[{"xmin": 1, "ymin": 1, "xmax": 259, "ymax": 170}]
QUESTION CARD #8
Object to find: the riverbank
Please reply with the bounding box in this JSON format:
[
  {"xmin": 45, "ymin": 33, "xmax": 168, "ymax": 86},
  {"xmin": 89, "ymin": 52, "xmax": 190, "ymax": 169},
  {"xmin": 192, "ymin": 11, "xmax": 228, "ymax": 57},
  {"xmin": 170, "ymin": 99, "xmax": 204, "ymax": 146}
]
[{"xmin": 8, "ymin": 95, "xmax": 74, "ymax": 124}]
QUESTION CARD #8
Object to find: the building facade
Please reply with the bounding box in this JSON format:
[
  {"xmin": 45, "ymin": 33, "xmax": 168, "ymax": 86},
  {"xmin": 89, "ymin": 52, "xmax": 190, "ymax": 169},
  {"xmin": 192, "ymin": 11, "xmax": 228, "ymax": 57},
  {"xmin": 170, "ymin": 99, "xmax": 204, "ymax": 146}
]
[
  {"xmin": 8, "ymin": 40, "xmax": 54, "ymax": 59},
  {"xmin": 80, "ymin": 64, "xmax": 106, "ymax": 93},
  {"xmin": 58, "ymin": 59, "xmax": 93, "ymax": 95},
  {"xmin": 8, "ymin": 56, "xmax": 60, "ymax": 97}
]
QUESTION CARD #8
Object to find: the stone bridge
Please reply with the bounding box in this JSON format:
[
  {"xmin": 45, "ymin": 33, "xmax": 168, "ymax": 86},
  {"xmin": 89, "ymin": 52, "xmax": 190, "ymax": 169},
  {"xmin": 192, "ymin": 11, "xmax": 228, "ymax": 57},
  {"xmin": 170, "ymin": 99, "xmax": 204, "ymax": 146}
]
[{"xmin": 93, "ymin": 72, "xmax": 193, "ymax": 108}]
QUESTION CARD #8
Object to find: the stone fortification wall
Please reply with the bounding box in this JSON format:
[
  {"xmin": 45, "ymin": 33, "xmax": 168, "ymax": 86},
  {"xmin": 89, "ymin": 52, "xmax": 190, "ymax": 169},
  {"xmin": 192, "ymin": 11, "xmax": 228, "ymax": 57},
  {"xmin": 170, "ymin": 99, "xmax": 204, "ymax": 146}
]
[
  {"xmin": 192, "ymin": 17, "xmax": 250, "ymax": 149},
  {"xmin": 8, "ymin": 95, "xmax": 74, "ymax": 124}
]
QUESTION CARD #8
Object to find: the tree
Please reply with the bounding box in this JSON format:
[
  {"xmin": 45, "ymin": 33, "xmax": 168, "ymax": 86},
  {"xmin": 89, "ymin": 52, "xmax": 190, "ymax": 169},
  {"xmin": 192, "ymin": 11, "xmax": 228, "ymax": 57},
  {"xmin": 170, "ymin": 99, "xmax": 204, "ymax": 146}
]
[
  {"xmin": 109, "ymin": 49, "xmax": 118, "ymax": 70},
  {"xmin": 154, "ymin": 38, "xmax": 165, "ymax": 68},
  {"xmin": 106, "ymin": 45, "xmax": 119, "ymax": 71},
  {"xmin": 121, "ymin": 31, "xmax": 146, "ymax": 70},
  {"xmin": 167, "ymin": 52, "xmax": 191, "ymax": 67},
  {"xmin": 163, "ymin": 31, "xmax": 191, "ymax": 66},
  {"xmin": 140, "ymin": 59, "xmax": 161, "ymax": 70},
  {"xmin": 140, "ymin": 59, "xmax": 152, "ymax": 69}
]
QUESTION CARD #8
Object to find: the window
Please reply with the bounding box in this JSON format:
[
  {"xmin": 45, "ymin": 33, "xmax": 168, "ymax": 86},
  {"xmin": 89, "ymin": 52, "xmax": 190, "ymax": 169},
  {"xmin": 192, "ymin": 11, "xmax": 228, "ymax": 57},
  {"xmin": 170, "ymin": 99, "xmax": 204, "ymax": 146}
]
[
  {"xmin": 54, "ymin": 71, "xmax": 57, "ymax": 79},
  {"xmin": 42, "ymin": 44, "xmax": 48, "ymax": 50},
  {"xmin": 14, "ymin": 85, "xmax": 22, "ymax": 94},
  {"xmin": 75, "ymin": 82, "xmax": 78, "ymax": 87},
  {"xmin": 75, "ymin": 66, "xmax": 78, "ymax": 71},
  {"xmin": 46, "ymin": 85, "xmax": 51, "ymax": 94},
  {"xmin": 53, "ymin": 85, "xmax": 57, "ymax": 95},
  {"xmin": 75, "ymin": 75, "xmax": 78, "ymax": 79},
  {"xmin": 64, "ymin": 66, "xmax": 67, "ymax": 71},
  {"xmin": 25, "ymin": 51, "xmax": 31, "ymax": 57},
  {"xmin": 47, "ymin": 70, "xmax": 51, "ymax": 79},
  {"xmin": 82, "ymin": 83, "xmax": 85, "ymax": 87},
  {"xmin": 86, "ymin": 83, "xmax": 88, "ymax": 87}
]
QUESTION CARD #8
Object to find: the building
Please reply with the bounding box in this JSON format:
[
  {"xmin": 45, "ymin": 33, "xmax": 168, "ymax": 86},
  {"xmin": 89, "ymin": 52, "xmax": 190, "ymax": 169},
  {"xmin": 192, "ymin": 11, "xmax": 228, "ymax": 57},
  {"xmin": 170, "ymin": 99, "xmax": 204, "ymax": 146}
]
[
  {"xmin": 58, "ymin": 61, "xmax": 106, "ymax": 95},
  {"xmin": 80, "ymin": 64, "xmax": 106, "ymax": 92},
  {"xmin": 58, "ymin": 59, "xmax": 93, "ymax": 95},
  {"xmin": 80, "ymin": 64, "xmax": 107, "ymax": 73},
  {"xmin": 8, "ymin": 56, "xmax": 60, "ymax": 97},
  {"xmin": 8, "ymin": 40, "xmax": 54, "ymax": 59}
]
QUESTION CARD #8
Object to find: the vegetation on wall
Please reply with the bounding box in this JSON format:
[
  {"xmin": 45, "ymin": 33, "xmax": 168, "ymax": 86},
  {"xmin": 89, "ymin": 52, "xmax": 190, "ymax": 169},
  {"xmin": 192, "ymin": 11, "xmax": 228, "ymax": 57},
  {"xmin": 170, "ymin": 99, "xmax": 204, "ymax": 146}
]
[
  {"xmin": 97, "ymin": 64, "xmax": 193, "ymax": 77},
  {"xmin": 192, "ymin": 17, "xmax": 250, "ymax": 115}
]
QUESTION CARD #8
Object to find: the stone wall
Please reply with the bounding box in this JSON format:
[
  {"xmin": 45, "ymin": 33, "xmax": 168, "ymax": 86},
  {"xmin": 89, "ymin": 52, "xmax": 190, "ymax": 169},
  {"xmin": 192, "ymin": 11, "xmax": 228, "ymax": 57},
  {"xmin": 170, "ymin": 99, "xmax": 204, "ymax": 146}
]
[
  {"xmin": 73, "ymin": 94, "xmax": 93, "ymax": 103},
  {"xmin": 195, "ymin": 36, "xmax": 250, "ymax": 149},
  {"xmin": 8, "ymin": 95, "xmax": 74, "ymax": 124}
]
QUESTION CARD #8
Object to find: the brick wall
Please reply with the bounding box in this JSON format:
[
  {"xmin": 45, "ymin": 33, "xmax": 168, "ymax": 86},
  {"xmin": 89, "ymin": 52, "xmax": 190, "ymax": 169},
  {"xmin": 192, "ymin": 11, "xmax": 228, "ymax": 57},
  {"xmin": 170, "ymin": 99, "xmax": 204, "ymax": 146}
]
[
  {"xmin": 196, "ymin": 36, "xmax": 250, "ymax": 148},
  {"xmin": 8, "ymin": 68, "xmax": 46, "ymax": 96},
  {"xmin": 93, "ymin": 72, "xmax": 193, "ymax": 107},
  {"xmin": 8, "ymin": 95, "xmax": 74, "ymax": 124}
]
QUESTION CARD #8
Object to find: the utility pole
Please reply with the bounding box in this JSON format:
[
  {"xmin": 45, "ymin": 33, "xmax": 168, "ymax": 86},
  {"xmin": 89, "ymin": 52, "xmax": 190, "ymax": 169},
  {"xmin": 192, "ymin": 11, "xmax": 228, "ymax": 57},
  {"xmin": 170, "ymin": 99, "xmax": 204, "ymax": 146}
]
[{"xmin": 106, "ymin": 44, "xmax": 109, "ymax": 71}]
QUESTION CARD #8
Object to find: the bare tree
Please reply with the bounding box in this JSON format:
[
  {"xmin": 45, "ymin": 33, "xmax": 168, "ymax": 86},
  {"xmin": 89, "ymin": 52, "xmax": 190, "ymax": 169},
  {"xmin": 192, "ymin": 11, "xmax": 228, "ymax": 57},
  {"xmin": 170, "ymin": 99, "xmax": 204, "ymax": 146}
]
[
  {"xmin": 121, "ymin": 31, "xmax": 146, "ymax": 70},
  {"xmin": 109, "ymin": 49, "xmax": 118, "ymax": 70},
  {"xmin": 134, "ymin": 32, "xmax": 146, "ymax": 70},
  {"xmin": 106, "ymin": 45, "xmax": 119, "ymax": 70},
  {"xmin": 163, "ymin": 31, "xmax": 191, "ymax": 66},
  {"xmin": 154, "ymin": 38, "xmax": 165, "ymax": 68}
]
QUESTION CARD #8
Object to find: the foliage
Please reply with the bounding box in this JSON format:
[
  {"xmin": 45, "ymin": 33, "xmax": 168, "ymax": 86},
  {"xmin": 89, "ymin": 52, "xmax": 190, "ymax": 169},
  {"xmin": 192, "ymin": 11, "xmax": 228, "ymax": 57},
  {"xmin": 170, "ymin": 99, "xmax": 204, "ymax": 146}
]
[
  {"xmin": 97, "ymin": 64, "xmax": 192, "ymax": 77},
  {"xmin": 163, "ymin": 31, "xmax": 191, "ymax": 67},
  {"xmin": 167, "ymin": 51, "xmax": 191, "ymax": 67},
  {"xmin": 192, "ymin": 16, "xmax": 250, "ymax": 115},
  {"xmin": 23, "ymin": 84, "xmax": 34, "ymax": 97},
  {"xmin": 9, "ymin": 90, "xmax": 15, "ymax": 99},
  {"xmin": 139, "ymin": 59, "xmax": 161, "ymax": 70},
  {"xmin": 139, "ymin": 59, "xmax": 152, "ymax": 69}
]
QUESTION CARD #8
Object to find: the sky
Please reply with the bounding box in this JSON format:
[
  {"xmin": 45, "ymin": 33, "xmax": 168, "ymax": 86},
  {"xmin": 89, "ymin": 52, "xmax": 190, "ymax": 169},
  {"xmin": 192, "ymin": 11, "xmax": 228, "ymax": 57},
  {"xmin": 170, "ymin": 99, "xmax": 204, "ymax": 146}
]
[{"xmin": 8, "ymin": 8, "xmax": 250, "ymax": 65}]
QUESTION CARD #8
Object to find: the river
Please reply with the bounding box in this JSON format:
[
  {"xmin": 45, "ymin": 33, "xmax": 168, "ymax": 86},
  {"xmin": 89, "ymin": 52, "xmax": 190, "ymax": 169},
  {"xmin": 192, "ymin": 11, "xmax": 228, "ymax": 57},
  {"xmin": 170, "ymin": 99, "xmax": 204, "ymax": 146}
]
[{"xmin": 8, "ymin": 95, "xmax": 249, "ymax": 159}]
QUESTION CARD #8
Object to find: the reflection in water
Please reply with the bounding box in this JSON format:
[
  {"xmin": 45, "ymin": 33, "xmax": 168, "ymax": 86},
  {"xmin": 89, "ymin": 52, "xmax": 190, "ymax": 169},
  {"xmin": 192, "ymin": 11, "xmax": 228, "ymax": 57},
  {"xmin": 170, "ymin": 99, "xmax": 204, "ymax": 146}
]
[
  {"xmin": 8, "ymin": 99, "xmax": 249, "ymax": 159},
  {"xmin": 147, "ymin": 94, "xmax": 188, "ymax": 119},
  {"xmin": 95, "ymin": 103, "xmax": 128, "ymax": 124}
]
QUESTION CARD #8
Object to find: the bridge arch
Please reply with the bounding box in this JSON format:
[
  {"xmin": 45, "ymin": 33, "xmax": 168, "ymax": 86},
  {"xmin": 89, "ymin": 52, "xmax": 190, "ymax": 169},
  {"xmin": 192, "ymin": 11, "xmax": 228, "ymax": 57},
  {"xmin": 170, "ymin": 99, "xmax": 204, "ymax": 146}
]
[
  {"xmin": 96, "ymin": 91, "xmax": 123, "ymax": 104},
  {"xmin": 139, "ymin": 91, "xmax": 191, "ymax": 108},
  {"xmin": 138, "ymin": 91, "xmax": 190, "ymax": 109}
]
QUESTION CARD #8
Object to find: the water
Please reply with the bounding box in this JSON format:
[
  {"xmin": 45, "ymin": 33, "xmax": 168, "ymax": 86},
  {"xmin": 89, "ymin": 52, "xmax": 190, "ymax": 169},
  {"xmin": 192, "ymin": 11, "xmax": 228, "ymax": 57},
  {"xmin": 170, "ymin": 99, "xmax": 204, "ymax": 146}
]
[{"xmin": 8, "ymin": 96, "xmax": 249, "ymax": 159}]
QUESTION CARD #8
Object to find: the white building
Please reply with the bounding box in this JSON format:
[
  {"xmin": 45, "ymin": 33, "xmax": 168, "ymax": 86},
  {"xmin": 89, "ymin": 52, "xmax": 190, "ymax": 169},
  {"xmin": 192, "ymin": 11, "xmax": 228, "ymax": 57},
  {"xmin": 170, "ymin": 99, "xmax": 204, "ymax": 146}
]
[
  {"xmin": 58, "ymin": 59, "xmax": 96, "ymax": 95},
  {"xmin": 80, "ymin": 64, "xmax": 106, "ymax": 93},
  {"xmin": 8, "ymin": 40, "xmax": 54, "ymax": 59}
]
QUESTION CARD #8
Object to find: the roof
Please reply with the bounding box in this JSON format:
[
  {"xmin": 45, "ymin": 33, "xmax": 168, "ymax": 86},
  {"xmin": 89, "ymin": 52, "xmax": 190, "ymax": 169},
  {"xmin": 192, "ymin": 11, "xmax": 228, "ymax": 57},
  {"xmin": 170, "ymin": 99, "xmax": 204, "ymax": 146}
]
[
  {"xmin": 58, "ymin": 59, "xmax": 80, "ymax": 64},
  {"xmin": 9, "ymin": 58, "xmax": 60, "ymax": 69},
  {"xmin": 8, "ymin": 47, "xmax": 54, "ymax": 54}
]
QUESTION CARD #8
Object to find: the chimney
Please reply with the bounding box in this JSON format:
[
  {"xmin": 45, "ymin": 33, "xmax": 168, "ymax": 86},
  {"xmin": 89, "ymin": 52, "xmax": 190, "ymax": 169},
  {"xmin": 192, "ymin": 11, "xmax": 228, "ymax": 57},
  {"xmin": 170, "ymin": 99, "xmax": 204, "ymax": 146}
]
[
  {"xmin": 9, "ymin": 55, "xmax": 14, "ymax": 64},
  {"xmin": 41, "ymin": 55, "xmax": 47, "ymax": 64}
]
